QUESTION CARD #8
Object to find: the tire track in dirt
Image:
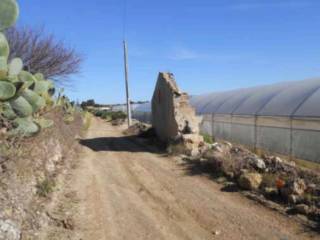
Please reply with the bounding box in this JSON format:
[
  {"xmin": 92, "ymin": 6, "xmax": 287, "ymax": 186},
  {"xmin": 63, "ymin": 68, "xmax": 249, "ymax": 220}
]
[
  {"xmin": 71, "ymin": 118, "xmax": 317, "ymax": 240},
  {"xmin": 107, "ymin": 137, "xmax": 206, "ymax": 239},
  {"xmin": 111, "ymin": 138, "xmax": 295, "ymax": 240}
]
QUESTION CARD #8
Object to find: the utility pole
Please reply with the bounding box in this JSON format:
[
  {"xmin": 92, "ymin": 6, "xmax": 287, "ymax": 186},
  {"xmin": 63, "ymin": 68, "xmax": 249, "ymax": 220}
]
[{"xmin": 123, "ymin": 40, "xmax": 132, "ymax": 127}]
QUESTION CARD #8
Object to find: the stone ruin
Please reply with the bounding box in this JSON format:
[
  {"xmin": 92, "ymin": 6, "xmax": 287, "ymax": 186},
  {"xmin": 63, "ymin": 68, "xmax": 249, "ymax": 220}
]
[{"xmin": 151, "ymin": 72, "xmax": 203, "ymax": 155}]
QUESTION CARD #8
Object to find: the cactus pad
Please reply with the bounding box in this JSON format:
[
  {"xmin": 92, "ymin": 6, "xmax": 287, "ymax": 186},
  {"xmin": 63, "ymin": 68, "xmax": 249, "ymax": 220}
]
[
  {"xmin": 33, "ymin": 80, "xmax": 51, "ymax": 95},
  {"xmin": 9, "ymin": 58, "xmax": 23, "ymax": 76},
  {"xmin": 0, "ymin": 56, "xmax": 8, "ymax": 79},
  {"xmin": 0, "ymin": 0, "xmax": 19, "ymax": 31},
  {"xmin": 21, "ymin": 89, "xmax": 46, "ymax": 112},
  {"xmin": 9, "ymin": 96, "xmax": 33, "ymax": 117},
  {"xmin": 19, "ymin": 70, "xmax": 36, "ymax": 83},
  {"xmin": 0, "ymin": 33, "xmax": 9, "ymax": 58},
  {"xmin": 1, "ymin": 102, "xmax": 16, "ymax": 119},
  {"xmin": 11, "ymin": 117, "xmax": 39, "ymax": 137},
  {"xmin": 34, "ymin": 73, "xmax": 44, "ymax": 81},
  {"xmin": 17, "ymin": 71, "xmax": 36, "ymax": 91},
  {"xmin": 0, "ymin": 80, "xmax": 16, "ymax": 100}
]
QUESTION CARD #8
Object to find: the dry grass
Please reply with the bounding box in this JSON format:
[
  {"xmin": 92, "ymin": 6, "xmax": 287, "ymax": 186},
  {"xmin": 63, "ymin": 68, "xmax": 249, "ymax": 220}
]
[
  {"xmin": 81, "ymin": 111, "xmax": 92, "ymax": 133},
  {"xmin": 294, "ymin": 158, "xmax": 320, "ymax": 172},
  {"xmin": 255, "ymin": 147, "xmax": 320, "ymax": 172},
  {"xmin": 0, "ymin": 107, "xmax": 83, "ymax": 239},
  {"xmin": 36, "ymin": 178, "xmax": 56, "ymax": 197}
]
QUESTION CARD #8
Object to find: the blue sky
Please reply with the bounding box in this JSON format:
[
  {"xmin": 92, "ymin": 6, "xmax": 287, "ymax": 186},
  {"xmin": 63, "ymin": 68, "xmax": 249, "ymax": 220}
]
[{"xmin": 18, "ymin": 0, "xmax": 320, "ymax": 104}]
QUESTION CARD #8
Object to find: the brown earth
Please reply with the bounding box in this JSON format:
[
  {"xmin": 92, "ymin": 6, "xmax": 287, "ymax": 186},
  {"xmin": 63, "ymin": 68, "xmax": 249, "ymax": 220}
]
[
  {"xmin": 69, "ymin": 118, "xmax": 319, "ymax": 240},
  {"xmin": 0, "ymin": 109, "xmax": 83, "ymax": 240}
]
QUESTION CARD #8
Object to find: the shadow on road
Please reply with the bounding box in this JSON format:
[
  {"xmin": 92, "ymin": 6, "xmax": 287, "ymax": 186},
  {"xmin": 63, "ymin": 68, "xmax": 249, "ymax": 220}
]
[
  {"xmin": 178, "ymin": 158, "xmax": 241, "ymax": 192},
  {"xmin": 179, "ymin": 158, "xmax": 216, "ymax": 176},
  {"xmin": 179, "ymin": 158, "xmax": 224, "ymax": 179},
  {"xmin": 79, "ymin": 136, "xmax": 163, "ymax": 154}
]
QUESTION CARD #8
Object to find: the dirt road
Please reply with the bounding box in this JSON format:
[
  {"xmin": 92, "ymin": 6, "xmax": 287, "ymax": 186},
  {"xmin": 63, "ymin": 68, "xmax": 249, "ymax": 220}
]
[{"xmin": 72, "ymin": 118, "xmax": 317, "ymax": 240}]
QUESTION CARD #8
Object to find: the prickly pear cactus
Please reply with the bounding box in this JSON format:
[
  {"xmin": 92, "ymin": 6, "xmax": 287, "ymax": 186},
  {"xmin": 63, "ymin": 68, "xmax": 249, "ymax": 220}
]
[
  {"xmin": 21, "ymin": 89, "xmax": 46, "ymax": 112},
  {"xmin": 8, "ymin": 58, "xmax": 23, "ymax": 76},
  {"xmin": 0, "ymin": 80, "xmax": 15, "ymax": 100},
  {"xmin": 0, "ymin": 33, "xmax": 9, "ymax": 58},
  {"xmin": 0, "ymin": 0, "xmax": 58, "ymax": 137},
  {"xmin": 11, "ymin": 117, "xmax": 40, "ymax": 137},
  {"xmin": 0, "ymin": 56, "xmax": 8, "ymax": 79},
  {"xmin": 56, "ymin": 94, "xmax": 76, "ymax": 123},
  {"xmin": 0, "ymin": 0, "xmax": 19, "ymax": 31},
  {"xmin": 9, "ymin": 96, "xmax": 33, "ymax": 117},
  {"xmin": 1, "ymin": 102, "xmax": 16, "ymax": 119}
]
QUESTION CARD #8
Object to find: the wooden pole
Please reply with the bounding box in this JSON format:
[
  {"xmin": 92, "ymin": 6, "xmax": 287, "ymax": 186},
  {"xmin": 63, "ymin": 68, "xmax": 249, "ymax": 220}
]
[{"xmin": 123, "ymin": 40, "xmax": 132, "ymax": 127}]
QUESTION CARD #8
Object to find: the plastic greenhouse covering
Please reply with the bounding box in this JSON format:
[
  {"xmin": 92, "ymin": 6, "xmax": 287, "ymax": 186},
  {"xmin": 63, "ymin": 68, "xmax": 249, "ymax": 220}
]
[
  {"xmin": 134, "ymin": 102, "xmax": 151, "ymax": 112},
  {"xmin": 134, "ymin": 78, "xmax": 320, "ymax": 118}
]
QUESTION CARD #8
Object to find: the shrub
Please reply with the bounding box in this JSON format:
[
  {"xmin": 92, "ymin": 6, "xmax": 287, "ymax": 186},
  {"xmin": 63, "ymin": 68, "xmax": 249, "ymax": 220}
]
[
  {"xmin": 110, "ymin": 111, "xmax": 126, "ymax": 121},
  {"xmin": 94, "ymin": 110, "xmax": 104, "ymax": 117},
  {"xmin": 0, "ymin": 0, "xmax": 58, "ymax": 137}
]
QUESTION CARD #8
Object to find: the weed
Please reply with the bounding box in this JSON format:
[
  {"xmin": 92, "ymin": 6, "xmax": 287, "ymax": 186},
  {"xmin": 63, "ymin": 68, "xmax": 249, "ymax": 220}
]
[
  {"xmin": 81, "ymin": 111, "xmax": 92, "ymax": 131},
  {"xmin": 36, "ymin": 178, "xmax": 55, "ymax": 197},
  {"xmin": 201, "ymin": 133, "xmax": 214, "ymax": 144}
]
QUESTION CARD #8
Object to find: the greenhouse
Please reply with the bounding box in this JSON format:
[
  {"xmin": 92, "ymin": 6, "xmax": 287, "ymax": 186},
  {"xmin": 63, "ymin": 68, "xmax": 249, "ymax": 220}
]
[{"xmin": 133, "ymin": 78, "xmax": 320, "ymax": 163}]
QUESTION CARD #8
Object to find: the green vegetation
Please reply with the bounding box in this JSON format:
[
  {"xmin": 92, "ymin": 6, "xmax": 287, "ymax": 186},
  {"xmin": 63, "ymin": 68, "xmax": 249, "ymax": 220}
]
[
  {"xmin": 36, "ymin": 178, "xmax": 56, "ymax": 197},
  {"xmin": 0, "ymin": 0, "xmax": 78, "ymax": 137},
  {"xmin": 201, "ymin": 133, "xmax": 215, "ymax": 144},
  {"xmin": 90, "ymin": 108, "xmax": 127, "ymax": 121},
  {"xmin": 81, "ymin": 111, "xmax": 92, "ymax": 131},
  {"xmin": 0, "ymin": 0, "xmax": 19, "ymax": 31},
  {"xmin": 56, "ymin": 92, "xmax": 78, "ymax": 124}
]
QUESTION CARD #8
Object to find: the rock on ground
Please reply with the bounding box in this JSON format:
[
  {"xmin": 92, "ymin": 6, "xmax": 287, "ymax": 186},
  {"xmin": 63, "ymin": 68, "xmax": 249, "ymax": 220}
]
[
  {"xmin": 248, "ymin": 156, "xmax": 266, "ymax": 171},
  {"xmin": 281, "ymin": 179, "xmax": 307, "ymax": 199},
  {"xmin": 238, "ymin": 173, "xmax": 263, "ymax": 191},
  {"xmin": 0, "ymin": 219, "xmax": 20, "ymax": 240}
]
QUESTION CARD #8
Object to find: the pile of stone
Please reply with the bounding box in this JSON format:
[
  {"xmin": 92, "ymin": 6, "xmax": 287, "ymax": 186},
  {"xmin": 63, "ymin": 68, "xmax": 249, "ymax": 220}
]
[{"xmin": 199, "ymin": 141, "xmax": 320, "ymax": 221}]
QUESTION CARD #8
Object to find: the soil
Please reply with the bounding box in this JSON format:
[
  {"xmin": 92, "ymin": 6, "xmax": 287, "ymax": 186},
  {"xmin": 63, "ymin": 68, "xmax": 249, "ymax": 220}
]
[
  {"xmin": 65, "ymin": 118, "xmax": 319, "ymax": 240},
  {"xmin": 0, "ymin": 108, "xmax": 83, "ymax": 240}
]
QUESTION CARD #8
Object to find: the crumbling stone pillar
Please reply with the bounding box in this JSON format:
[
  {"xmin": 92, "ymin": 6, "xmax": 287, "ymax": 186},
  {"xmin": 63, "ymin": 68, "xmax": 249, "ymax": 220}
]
[{"xmin": 151, "ymin": 72, "xmax": 202, "ymax": 143}]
